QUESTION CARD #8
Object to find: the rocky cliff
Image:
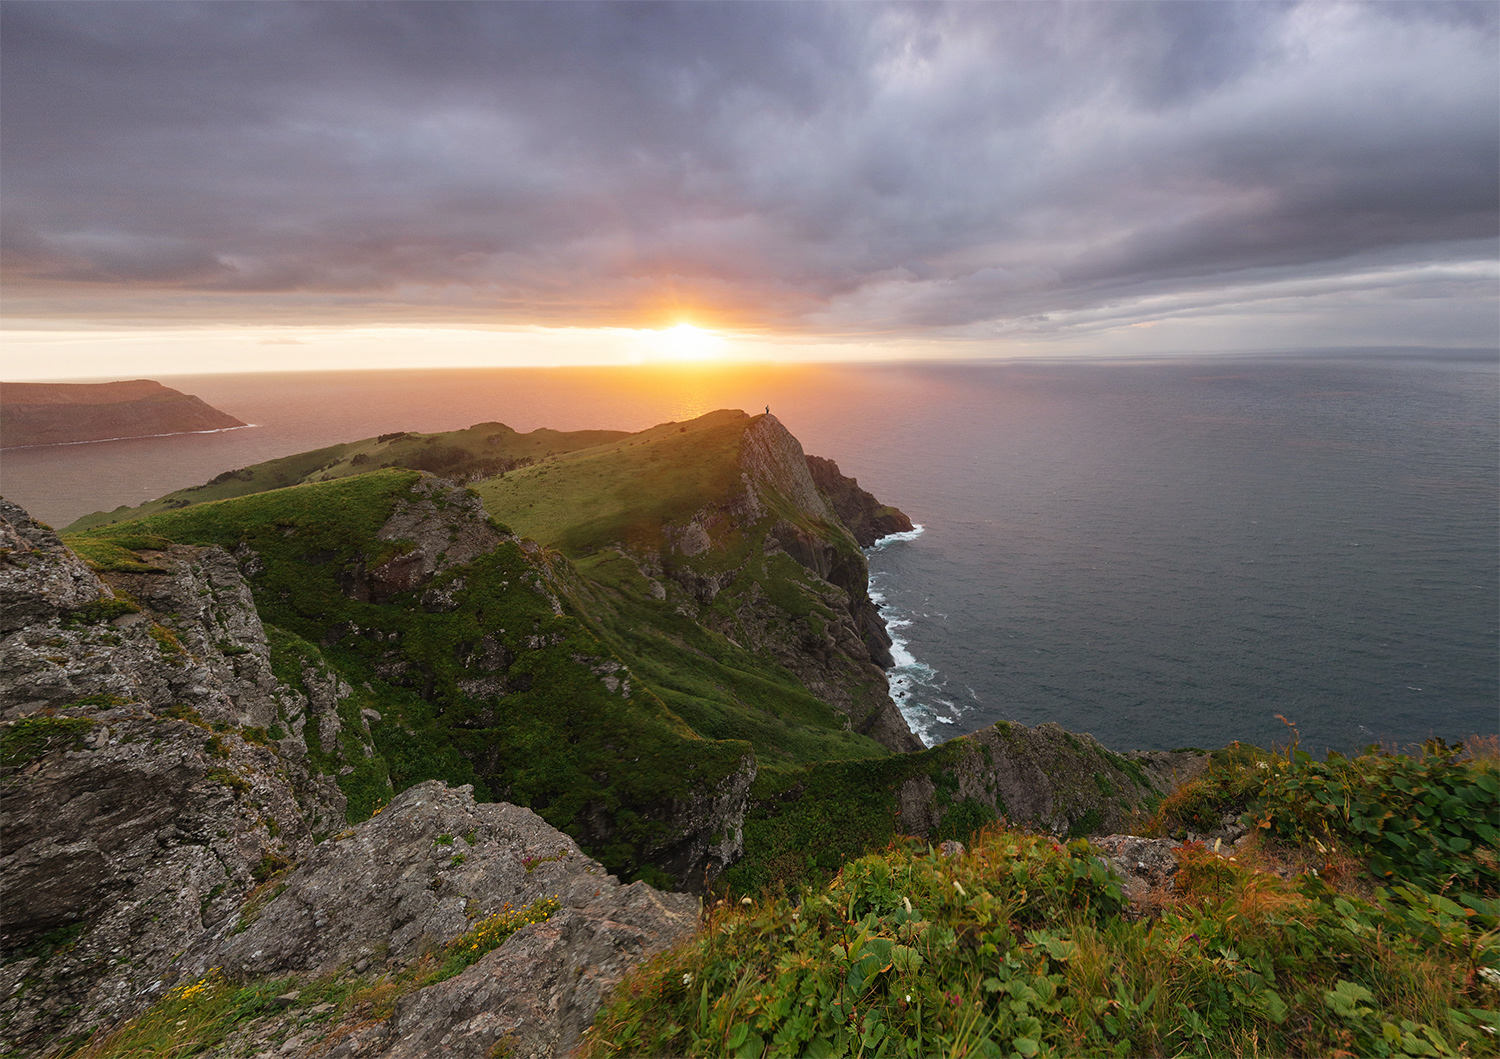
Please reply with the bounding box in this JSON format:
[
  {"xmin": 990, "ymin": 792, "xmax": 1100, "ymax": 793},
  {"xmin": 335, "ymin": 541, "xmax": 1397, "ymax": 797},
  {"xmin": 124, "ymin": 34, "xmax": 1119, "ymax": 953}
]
[
  {"xmin": 804, "ymin": 454, "xmax": 915, "ymax": 548},
  {"xmin": 0, "ymin": 497, "xmax": 348, "ymax": 1050},
  {"xmin": 0, "ymin": 380, "xmax": 245, "ymax": 449},
  {"xmin": 0, "ymin": 497, "xmax": 698, "ymax": 1057}
]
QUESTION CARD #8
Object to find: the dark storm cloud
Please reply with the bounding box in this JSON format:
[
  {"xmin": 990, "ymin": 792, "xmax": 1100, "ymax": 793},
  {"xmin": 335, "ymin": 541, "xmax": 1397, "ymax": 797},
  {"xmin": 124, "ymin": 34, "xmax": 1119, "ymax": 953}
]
[{"xmin": 2, "ymin": 1, "xmax": 1495, "ymax": 338}]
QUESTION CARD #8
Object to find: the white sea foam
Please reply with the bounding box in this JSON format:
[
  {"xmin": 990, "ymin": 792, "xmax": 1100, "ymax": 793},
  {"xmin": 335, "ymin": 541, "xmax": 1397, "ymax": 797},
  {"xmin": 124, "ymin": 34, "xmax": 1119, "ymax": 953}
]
[
  {"xmin": 866, "ymin": 522, "xmax": 964, "ymax": 747},
  {"xmin": 868, "ymin": 524, "xmax": 925, "ymax": 550}
]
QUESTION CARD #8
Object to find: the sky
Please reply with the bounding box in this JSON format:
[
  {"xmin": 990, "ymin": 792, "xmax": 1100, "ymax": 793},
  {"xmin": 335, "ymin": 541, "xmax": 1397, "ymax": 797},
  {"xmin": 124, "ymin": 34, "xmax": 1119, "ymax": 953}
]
[{"xmin": 2, "ymin": 0, "xmax": 1497, "ymax": 379}]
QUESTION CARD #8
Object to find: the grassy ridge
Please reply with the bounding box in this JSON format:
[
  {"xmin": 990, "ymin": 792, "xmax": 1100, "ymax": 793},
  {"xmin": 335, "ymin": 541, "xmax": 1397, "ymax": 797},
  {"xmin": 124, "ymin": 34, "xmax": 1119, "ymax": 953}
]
[
  {"xmin": 64, "ymin": 471, "xmax": 754, "ymax": 884},
  {"xmin": 477, "ymin": 410, "xmax": 751, "ymax": 558},
  {"xmin": 64, "ymin": 422, "xmax": 629, "ymax": 533}
]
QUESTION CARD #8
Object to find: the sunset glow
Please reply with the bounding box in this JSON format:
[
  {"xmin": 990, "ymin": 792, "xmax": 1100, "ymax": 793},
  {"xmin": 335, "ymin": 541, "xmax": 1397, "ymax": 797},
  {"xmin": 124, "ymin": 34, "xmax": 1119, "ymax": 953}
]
[
  {"xmin": 641, "ymin": 324, "xmax": 727, "ymax": 363},
  {"xmin": 0, "ymin": 3, "xmax": 1494, "ymax": 379}
]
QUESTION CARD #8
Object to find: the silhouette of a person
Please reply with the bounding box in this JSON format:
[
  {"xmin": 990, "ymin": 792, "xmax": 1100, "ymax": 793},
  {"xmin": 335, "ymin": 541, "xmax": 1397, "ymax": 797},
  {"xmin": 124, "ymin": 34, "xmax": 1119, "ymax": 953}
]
[{"xmin": 765, "ymin": 405, "xmax": 770, "ymax": 415}]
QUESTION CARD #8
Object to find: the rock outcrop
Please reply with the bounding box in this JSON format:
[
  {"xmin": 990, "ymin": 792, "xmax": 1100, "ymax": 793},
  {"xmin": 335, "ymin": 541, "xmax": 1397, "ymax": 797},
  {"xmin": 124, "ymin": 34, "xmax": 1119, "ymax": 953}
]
[
  {"xmin": 897, "ymin": 721, "xmax": 1210, "ymax": 839},
  {"xmin": 0, "ymin": 498, "xmax": 699, "ymax": 1057},
  {"xmin": 732, "ymin": 417, "xmax": 920, "ymax": 751},
  {"xmin": 804, "ymin": 454, "xmax": 915, "ymax": 548},
  {"xmin": 0, "ymin": 498, "xmax": 347, "ymax": 1052},
  {"xmin": 185, "ymin": 781, "xmax": 699, "ymax": 1059}
]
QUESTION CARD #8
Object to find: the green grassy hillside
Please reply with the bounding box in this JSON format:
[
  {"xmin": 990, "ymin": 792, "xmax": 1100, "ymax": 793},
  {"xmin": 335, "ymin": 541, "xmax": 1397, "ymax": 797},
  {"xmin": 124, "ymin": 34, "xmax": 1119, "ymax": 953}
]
[
  {"xmin": 474, "ymin": 410, "xmax": 912, "ymax": 756},
  {"xmin": 477, "ymin": 410, "xmax": 752, "ymax": 557},
  {"xmin": 65, "ymin": 471, "xmax": 755, "ymax": 888},
  {"xmin": 65, "ymin": 422, "xmax": 629, "ymax": 533},
  {"xmin": 70, "ymin": 410, "xmax": 1183, "ymax": 898}
]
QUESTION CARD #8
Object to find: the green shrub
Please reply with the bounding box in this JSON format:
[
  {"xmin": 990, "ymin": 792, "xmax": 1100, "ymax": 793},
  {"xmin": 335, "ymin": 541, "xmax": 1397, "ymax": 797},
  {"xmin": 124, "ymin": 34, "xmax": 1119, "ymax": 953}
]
[
  {"xmin": 584, "ymin": 827, "xmax": 1498, "ymax": 1059},
  {"xmin": 1258, "ymin": 739, "xmax": 1499, "ymax": 895},
  {"xmin": 0, "ymin": 716, "xmax": 96, "ymax": 769}
]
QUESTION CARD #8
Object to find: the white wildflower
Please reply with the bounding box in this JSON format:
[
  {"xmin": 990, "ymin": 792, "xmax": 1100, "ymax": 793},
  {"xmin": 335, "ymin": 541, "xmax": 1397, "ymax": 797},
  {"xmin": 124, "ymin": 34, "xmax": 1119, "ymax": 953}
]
[
  {"xmin": 682, "ymin": 972, "xmax": 693, "ymax": 987},
  {"xmin": 1479, "ymin": 966, "xmax": 1500, "ymax": 989},
  {"xmin": 953, "ymin": 880, "xmax": 967, "ymax": 897},
  {"xmin": 903, "ymin": 896, "xmax": 912, "ymax": 915}
]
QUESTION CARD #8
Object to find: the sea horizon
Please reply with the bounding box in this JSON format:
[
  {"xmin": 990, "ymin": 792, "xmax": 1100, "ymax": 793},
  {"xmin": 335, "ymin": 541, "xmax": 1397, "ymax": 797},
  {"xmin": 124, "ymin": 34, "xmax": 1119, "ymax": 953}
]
[{"xmin": 3, "ymin": 351, "xmax": 1495, "ymax": 758}]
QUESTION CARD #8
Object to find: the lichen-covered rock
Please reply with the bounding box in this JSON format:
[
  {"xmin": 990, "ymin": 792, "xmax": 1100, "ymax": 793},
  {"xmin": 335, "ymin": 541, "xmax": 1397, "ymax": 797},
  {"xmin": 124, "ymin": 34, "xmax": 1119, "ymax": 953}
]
[
  {"xmin": 341, "ymin": 474, "xmax": 512, "ymax": 605},
  {"xmin": 365, "ymin": 882, "xmax": 697, "ymax": 1059},
  {"xmin": 0, "ymin": 497, "xmax": 109, "ymax": 633},
  {"xmin": 189, "ymin": 782, "xmax": 701, "ymax": 1059},
  {"xmin": 190, "ymin": 781, "xmax": 653, "ymax": 979},
  {"xmin": 0, "ymin": 500, "xmax": 697, "ymax": 1058},
  {"xmin": 1089, "ymin": 834, "xmax": 1182, "ymax": 909},
  {"xmin": 0, "ymin": 499, "xmax": 347, "ymax": 1054},
  {"xmin": 0, "ymin": 713, "xmax": 343, "ymax": 1050}
]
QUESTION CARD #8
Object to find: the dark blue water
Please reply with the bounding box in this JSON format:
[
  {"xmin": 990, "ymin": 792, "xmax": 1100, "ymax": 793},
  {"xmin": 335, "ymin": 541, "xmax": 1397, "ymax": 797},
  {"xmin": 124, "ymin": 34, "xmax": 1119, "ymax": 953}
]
[
  {"xmin": 857, "ymin": 355, "xmax": 1498, "ymax": 755},
  {"xmin": 4, "ymin": 353, "xmax": 1494, "ymax": 755}
]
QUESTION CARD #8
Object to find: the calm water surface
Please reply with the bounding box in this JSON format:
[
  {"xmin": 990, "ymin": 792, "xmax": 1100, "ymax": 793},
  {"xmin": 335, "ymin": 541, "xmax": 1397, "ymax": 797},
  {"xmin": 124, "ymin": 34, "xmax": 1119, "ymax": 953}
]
[{"xmin": 4, "ymin": 354, "xmax": 1494, "ymax": 755}]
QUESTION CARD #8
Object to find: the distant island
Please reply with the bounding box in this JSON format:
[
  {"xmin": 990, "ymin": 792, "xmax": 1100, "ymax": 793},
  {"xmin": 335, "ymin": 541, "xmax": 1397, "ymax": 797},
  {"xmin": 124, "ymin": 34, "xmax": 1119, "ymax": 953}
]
[{"xmin": 0, "ymin": 379, "xmax": 246, "ymax": 448}]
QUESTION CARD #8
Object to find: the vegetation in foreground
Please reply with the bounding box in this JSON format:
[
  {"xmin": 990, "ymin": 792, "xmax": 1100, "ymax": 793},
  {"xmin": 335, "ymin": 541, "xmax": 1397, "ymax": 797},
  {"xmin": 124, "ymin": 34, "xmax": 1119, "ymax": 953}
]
[
  {"xmin": 584, "ymin": 739, "xmax": 1500, "ymax": 1058},
  {"xmin": 44, "ymin": 740, "xmax": 1498, "ymax": 1059}
]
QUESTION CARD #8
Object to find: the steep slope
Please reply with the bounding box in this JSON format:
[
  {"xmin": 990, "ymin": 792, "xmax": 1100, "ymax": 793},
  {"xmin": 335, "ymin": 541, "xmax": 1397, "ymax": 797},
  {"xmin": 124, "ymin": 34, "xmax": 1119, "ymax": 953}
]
[
  {"xmin": 62, "ymin": 473, "xmax": 757, "ymax": 893},
  {"xmin": 805, "ymin": 454, "xmax": 915, "ymax": 548},
  {"xmin": 0, "ymin": 380, "xmax": 245, "ymax": 448},
  {"xmin": 475, "ymin": 410, "xmax": 921, "ymax": 754},
  {"xmin": 0, "ymin": 497, "xmax": 349, "ymax": 1050},
  {"xmin": 723, "ymin": 720, "xmax": 1207, "ymax": 894}
]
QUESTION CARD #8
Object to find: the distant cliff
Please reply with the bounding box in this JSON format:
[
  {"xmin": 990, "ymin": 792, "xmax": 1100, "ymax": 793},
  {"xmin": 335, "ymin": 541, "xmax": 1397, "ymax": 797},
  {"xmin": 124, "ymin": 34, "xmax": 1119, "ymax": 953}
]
[{"xmin": 0, "ymin": 379, "xmax": 245, "ymax": 448}]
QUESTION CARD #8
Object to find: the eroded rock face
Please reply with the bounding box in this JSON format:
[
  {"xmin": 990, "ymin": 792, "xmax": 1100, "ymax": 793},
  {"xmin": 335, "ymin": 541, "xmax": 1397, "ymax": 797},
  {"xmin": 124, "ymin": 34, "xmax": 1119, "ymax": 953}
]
[
  {"xmin": 738, "ymin": 415, "xmax": 838, "ymax": 524},
  {"xmin": 1089, "ymin": 835, "xmax": 1182, "ymax": 909},
  {"xmin": 0, "ymin": 497, "xmax": 111, "ymax": 633},
  {"xmin": 0, "ymin": 500, "xmax": 348, "ymax": 1053},
  {"xmin": 340, "ymin": 474, "xmax": 516, "ymax": 606},
  {"xmin": 185, "ymin": 782, "xmax": 699, "ymax": 1059},
  {"xmin": 369, "ymin": 883, "xmax": 696, "ymax": 1059},
  {"xmin": 0, "ymin": 715, "xmax": 344, "ymax": 1049},
  {"xmin": 804, "ymin": 455, "xmax": 915, "ymax": 548},
  {"xmin": 192, "ymin": 782, "xmax": 650, "ymax": 979},
  {"xmin": 897, "ymin": 721, "xmax": 1207, "ymax": 839},
  {"xmin": 0, "ymin": 498, "xmax": 703, "ymax": 1057}
]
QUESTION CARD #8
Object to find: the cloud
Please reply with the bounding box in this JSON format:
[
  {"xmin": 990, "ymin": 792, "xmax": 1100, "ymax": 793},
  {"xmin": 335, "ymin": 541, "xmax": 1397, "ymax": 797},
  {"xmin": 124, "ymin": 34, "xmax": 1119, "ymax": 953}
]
[{"xmin": 1, "ymin": 1, "xmax": 1494, "ymax": 349}]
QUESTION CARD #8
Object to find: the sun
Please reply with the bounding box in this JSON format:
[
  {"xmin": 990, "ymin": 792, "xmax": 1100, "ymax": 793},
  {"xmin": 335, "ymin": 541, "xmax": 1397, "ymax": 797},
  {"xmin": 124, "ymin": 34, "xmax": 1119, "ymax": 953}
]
[{"xmin": 646, "ymin": 323, "xmax": 726, "ymax": 362}]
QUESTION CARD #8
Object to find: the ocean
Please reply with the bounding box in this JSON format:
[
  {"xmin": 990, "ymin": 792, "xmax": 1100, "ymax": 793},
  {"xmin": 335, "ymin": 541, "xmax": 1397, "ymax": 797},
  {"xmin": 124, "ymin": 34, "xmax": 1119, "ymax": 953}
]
[{"xmin": 4, "ymin": 353, "xmax": 1495, "ymax": 756}]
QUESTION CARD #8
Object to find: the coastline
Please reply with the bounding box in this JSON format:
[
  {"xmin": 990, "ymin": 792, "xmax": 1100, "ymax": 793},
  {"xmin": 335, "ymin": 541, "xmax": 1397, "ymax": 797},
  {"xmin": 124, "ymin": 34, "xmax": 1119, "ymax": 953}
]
[
  {"xmin": 0, "ymin": 423, "xmax": 258, "ymax": 452},
  {"xmin": 865, "ymin": 523, "xmax": 947, "ymax": 748}
]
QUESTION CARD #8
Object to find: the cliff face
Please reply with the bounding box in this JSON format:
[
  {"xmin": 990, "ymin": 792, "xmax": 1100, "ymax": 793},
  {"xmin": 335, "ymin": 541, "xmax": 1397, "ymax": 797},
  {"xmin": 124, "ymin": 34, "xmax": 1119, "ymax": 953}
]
[
  {"xmin": 718, "ymin": 415, "xmax": 918, "ymax": 750},
  {"xmin": 0, "ymin": 497, "xmax": 699, "ymax": 1057},
  {"xmin": 0, "ymin": 498, "xmax": 347, "ymax": 1050},
  {"xmin": 804, "ymin": 454, "xmax": 916, "ymax": 548},
  {"xmin": 473, "ymin": 410, "xmax": 922, "ymax": 756},
  {"xmin": 0, "ymin": 380, "xmax": 245, "ymax": 448}
]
